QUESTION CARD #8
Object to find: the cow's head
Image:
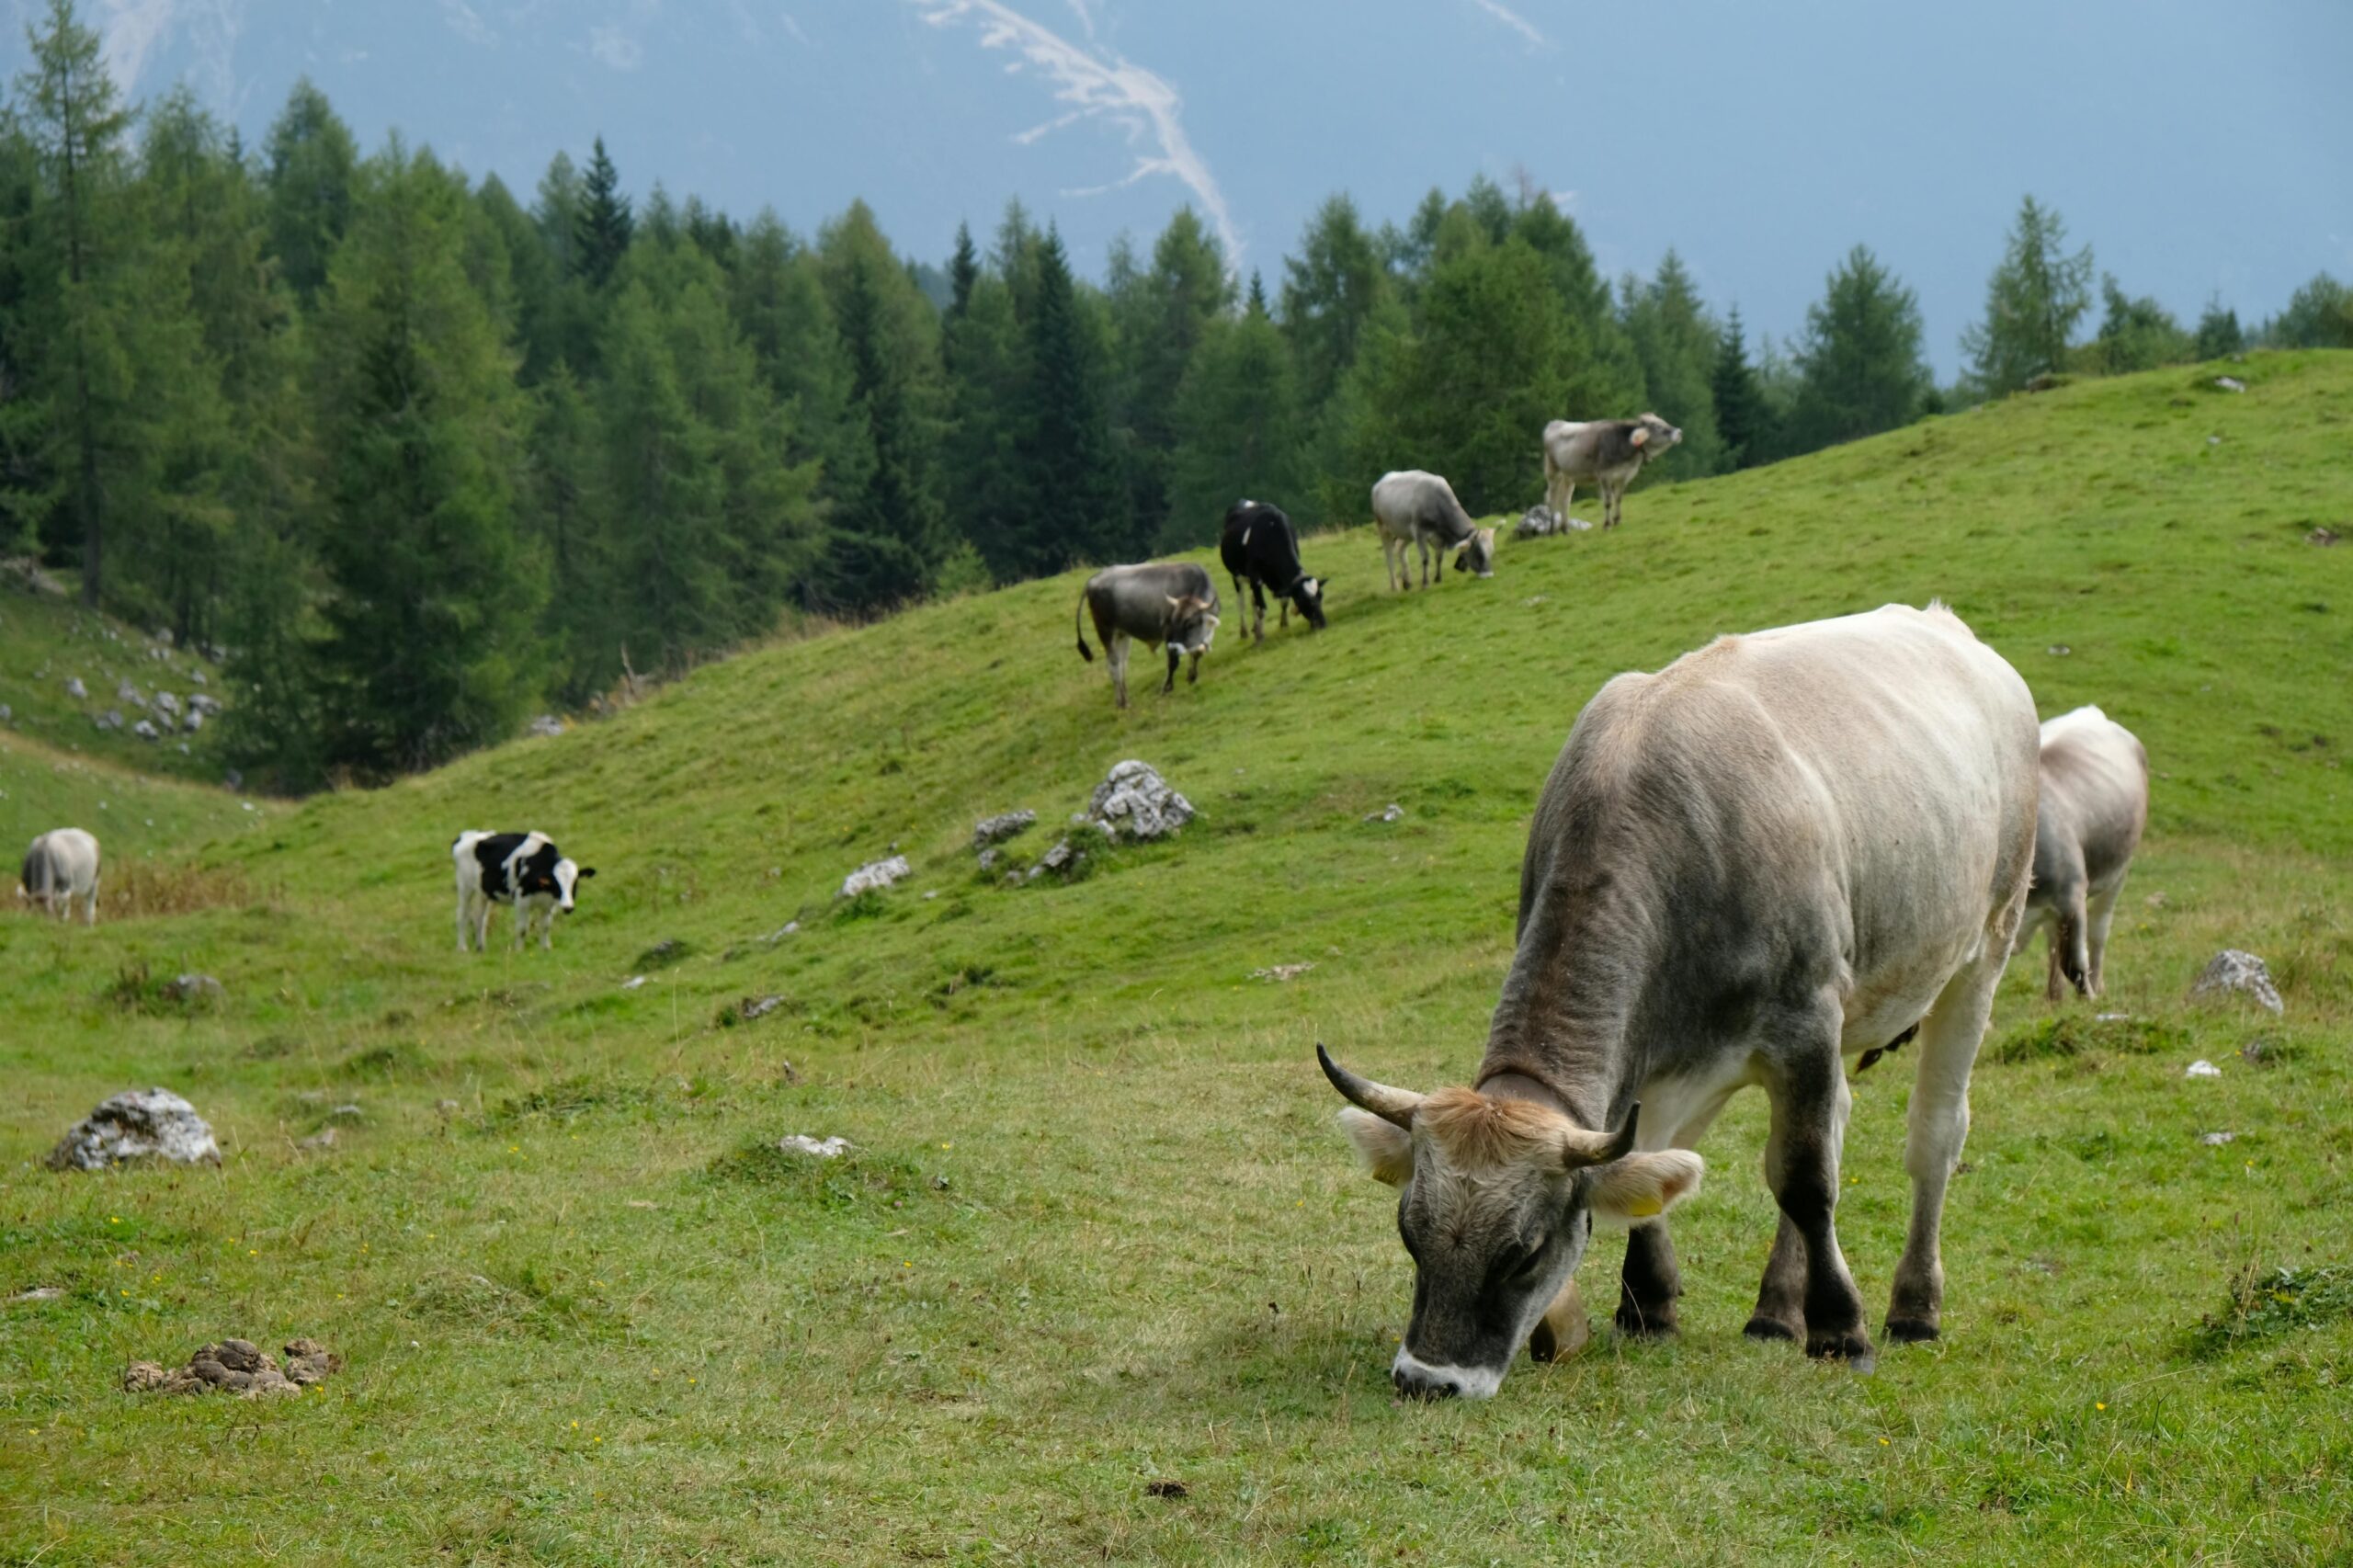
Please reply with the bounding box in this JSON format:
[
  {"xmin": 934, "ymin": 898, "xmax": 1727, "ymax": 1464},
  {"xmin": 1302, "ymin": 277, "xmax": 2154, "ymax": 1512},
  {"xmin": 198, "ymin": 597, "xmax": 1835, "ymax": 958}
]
[
  {"xmin": 1291, "ymin": 576, "xmax": 1330, "ymax": 630},
  {"xmin": 1452, "ymin": 528, "xmax": 1498, "ymax": 580},
  {"xmin": 1319, "ymin": 1046, "xmax": 1701, "ymax": 1401},
  {"xmin": 1631, "ymin": 413, "xmax": 1683, "ymax": 457},
  {"xmin": 1165, "ymin": 594, "xmax": 1221, "ymax": 655},
  {"xmin": 552, "ymin": 858, "xmax": 596, "ymax": 914}
]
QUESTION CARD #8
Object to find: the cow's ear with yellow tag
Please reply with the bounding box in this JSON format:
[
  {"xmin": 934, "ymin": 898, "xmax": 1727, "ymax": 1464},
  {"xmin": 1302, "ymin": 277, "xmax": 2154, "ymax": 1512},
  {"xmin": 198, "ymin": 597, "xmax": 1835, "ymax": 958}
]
[{"xmin": 1588, "ymin": 1151, "xmax": 1703, "ymax": 1229}]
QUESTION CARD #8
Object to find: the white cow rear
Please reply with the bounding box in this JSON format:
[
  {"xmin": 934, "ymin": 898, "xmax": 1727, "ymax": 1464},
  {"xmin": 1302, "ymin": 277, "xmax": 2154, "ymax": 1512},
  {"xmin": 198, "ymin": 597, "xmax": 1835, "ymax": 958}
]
[{"xmin": 20, "ymin": 828, "xmax": 101, "ymax": 925}]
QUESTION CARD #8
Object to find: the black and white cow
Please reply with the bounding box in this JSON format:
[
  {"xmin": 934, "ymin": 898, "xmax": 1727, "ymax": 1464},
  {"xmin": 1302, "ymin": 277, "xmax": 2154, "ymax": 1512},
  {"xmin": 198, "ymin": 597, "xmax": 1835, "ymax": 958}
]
[
  {"xmin": 1218, "ymin": 499, "xmax": 1328, "ymax": 642},
  {"xmin": 1074, "ymin": 562, "xmax": 1222, "ymax": 710},
  {"xmin": 452, "ymin": 830, "xmax": 596, "ymax": 952}
]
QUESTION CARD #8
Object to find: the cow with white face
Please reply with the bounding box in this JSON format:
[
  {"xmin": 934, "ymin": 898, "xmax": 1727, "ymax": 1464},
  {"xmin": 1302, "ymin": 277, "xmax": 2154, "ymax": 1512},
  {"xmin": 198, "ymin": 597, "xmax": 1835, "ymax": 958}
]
[
  {"xmin": 452, "ymin": 830, "xmax": 596, "ymax": 951},
  {"xmin": 19, "ymin": 828, "xmax": 100, "ymax": 925},
  {"xmin": 1324, "ymin": 603, "xmax": 2039, "ymax": 1399},
  {"xmin": 1541, "ymin": 413, "xmax": 1682, "ymax": 532}
]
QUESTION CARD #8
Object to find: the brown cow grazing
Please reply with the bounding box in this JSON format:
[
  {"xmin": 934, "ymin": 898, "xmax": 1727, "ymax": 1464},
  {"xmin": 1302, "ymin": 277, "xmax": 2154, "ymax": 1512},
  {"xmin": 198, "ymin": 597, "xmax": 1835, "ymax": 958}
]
[
  {"xmin": 1541, "ymin": 413, "xmax": 1682, "ymax": 532},
  {"xmin": 2012, "ymin": 706, "xmax": 2150, "ymax": 999},
  {"xmin": 1322, "ymin": 602, "xmax": 2038, "ymax": 1398},
  {"xmin": 1074, "ymin": 562, "xmax": 1222, "ymax": 710}
]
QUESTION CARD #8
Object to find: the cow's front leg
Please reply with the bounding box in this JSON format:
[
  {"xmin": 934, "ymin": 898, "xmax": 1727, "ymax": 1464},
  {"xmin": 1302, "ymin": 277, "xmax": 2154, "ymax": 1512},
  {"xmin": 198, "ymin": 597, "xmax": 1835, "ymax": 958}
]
[
  {"xmin": 1253, "ymin": 580, "xmax": 1269, "ymax": 642},
  {"xmin": 1759, "ymin": 1028, "xmax": 1872, "ymax": 1367},
  {"xmin": 1186, "ymin": 648, "xmax": 1202, "ymax": 686},
  {"xmin": 1162, "ymin": 645, "xmax": 1180, "ymax": 695},
  {"xmin": 1617, "ymin": 1222, "xmax": 1682, "ymax": 1337}
]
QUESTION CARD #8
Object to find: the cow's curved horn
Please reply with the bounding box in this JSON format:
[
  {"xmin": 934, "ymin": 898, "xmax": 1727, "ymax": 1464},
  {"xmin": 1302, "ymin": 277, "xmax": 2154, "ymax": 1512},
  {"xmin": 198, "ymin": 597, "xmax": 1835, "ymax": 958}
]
[
  {"xmin": 1561, "ymin": 1103, "xmax": 1641, "ymax": 1168},
  {"xmin": 1317, "ymin": 1043, "xmax": 1423, "ymax": 1129}
]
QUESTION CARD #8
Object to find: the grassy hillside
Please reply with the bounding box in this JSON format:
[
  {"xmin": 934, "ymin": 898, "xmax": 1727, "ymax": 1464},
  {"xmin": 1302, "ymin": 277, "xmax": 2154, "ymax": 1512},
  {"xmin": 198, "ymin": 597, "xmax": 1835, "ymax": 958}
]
[
  {"xmin": 2, "ymin": 352, "xmax": 2349, "ymax": 1565},
  {"xmin": 0, "ymin": 585, "xmax": 229, "ymax": 783}
]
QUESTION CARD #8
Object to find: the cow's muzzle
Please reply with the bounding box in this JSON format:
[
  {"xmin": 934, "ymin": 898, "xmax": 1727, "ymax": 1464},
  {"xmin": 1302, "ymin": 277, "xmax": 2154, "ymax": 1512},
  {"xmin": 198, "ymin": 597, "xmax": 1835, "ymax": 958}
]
[{"xmin": 1390, "ymin": 1347, "xmax": 1504, "ymax": 1402}]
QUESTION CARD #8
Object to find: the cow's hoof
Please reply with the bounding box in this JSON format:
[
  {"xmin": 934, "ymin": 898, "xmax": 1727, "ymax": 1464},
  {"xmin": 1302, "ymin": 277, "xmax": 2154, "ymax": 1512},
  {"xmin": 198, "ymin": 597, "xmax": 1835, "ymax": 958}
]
[
  {"xmin": 1743, "ymin": 1315, "xmax": 1802, "ymax": 1345},
  {"xmin": 1884, "ymin": 1316, "xmax": 1940, "ymax": 1344},
  {"xmin": 1805, "ymin": 1329, "xmax": 1877, "ymax": 1369},
  {"xmin": 1614, "ymin": 1305, "xmax": 1679, "ymax": 1340}
]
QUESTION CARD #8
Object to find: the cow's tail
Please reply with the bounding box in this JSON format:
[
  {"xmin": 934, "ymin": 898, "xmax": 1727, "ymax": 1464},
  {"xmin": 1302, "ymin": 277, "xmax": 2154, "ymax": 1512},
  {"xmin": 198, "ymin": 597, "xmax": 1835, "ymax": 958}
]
[{"xmin": 1074, "ymin": 586, "xmax": 1094, "ymax": 663}]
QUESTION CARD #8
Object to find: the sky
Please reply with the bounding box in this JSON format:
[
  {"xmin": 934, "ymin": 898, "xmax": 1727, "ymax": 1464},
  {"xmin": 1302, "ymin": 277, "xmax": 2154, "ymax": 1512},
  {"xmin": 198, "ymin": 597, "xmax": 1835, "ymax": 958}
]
[{"xmin": 8, "ymin": 0, "xmax": 2350, "ymax": 377}]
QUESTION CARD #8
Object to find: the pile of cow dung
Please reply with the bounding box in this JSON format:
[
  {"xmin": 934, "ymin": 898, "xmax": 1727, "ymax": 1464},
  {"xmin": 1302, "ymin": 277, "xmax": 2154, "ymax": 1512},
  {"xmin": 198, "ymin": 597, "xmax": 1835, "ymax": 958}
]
[{"xmin": 123, "ymin": 1337, "xmax": 342, "ymax": 1399}]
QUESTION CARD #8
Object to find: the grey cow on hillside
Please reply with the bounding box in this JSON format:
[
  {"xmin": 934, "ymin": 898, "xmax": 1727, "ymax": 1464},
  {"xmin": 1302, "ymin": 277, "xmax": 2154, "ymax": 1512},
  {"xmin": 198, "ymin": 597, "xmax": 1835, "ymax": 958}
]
[
  {"xmin": 1372, "ymin": 470, "xmax": 1495, "ymax": 590},
  {"xmin": 1541, "ymin": 414, "xmax": 1682, "ymax": 533},
  {"xmin": 2012, "ymin": 706, "xmax": 2150, "ymax": 1000},
  {"xmin": 1074, "ymin": 562, "xmax": 1222, "ymax": 710}
]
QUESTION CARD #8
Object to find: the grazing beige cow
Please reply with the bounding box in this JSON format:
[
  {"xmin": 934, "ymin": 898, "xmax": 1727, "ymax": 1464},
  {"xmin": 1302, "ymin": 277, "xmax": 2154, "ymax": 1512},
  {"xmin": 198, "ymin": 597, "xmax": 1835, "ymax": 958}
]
[
  {"xmin": 1321, "ymin": 602, "xmax": 2038, "ymax": 1398},
  {"xmin": 1372, "ymin": 471, "xmax": 1495, "ymax": 589},
  {"xmin": 2013, "ymin": 706, "xmax": 2150, "ymax": 999}
]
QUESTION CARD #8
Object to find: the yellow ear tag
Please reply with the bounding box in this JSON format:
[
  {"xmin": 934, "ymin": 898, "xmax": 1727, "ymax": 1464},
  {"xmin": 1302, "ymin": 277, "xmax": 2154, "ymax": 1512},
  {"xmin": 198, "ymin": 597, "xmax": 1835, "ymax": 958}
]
[{"xmin": 1625, "ymin": 1195, "xmax": 1664, "ymax": 1218}]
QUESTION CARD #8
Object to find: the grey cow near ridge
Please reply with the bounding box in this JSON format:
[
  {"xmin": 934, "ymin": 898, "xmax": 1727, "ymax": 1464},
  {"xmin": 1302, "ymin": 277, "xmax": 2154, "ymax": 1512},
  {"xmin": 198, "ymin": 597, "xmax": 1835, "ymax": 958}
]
[
  {"xmin": 1074, "ymin": 562, "xmax": 1222, "ymax": 710},
  {"xmin": 19, "ymin": 827, "xmax": 100, "ymax": 925},
  {"xmin": 1320, "ymin": 603, "xmax": 2039, "ymax": 1399},
  {"xmin": 1541, "ymin": 413, "xmax": 1683, "ymax": 533},
  {"xmin": 2012, "ymin": 706, "xmax": 2150, "ymax": 1000},
  {"xmin": 1371, "ymin": 470, "xmax": 1495, "ymax": 590}
]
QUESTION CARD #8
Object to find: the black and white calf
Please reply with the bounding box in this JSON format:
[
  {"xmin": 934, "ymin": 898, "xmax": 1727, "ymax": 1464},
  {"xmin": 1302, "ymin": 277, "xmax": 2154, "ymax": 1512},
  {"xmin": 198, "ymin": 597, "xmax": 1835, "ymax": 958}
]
[
  {"xmin": 452, "ymin": 830, "xmax": 596, "ymax": 952},
  {"xmin": 1219, "ymin": 499, "xmax": 1327, "ymax": 642}
]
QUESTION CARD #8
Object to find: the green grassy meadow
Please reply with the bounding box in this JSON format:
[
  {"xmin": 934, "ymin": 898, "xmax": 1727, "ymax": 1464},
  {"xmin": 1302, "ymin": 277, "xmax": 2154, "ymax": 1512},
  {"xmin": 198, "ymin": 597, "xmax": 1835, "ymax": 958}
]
[{"xmin": 2, "ymin": 354, "xmax": 2350, "ymax": 1564}]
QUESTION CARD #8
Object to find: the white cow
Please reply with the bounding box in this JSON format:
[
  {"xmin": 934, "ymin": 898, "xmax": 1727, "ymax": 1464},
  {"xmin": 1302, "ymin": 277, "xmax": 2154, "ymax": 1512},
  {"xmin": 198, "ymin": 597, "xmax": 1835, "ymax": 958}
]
[
  {"xmin": 19, "ymin": 828, "xmax": 101, "ymax": 925},
  {"xmin": 1322, "ymin": 603, "xmax": 2039, "ymax": 1398},
  {"xmin": 2013, "ymin": 706, "xmax": 2150, "ymax": 999}
]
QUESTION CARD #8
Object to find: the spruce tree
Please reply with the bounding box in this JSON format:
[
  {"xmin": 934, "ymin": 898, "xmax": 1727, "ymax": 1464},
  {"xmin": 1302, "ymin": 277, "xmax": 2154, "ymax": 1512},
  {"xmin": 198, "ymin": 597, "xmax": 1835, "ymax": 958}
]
[
  {"xmin": 307, "ymin": 142, "xmax": 543, "ymax": 778},
  {"xmin": 1011, "ymin": 225, "xmax": 1128, "ymax": 574},
  {"xmin": 1166, "ymin": 291, "xmax": 1304, "ymax": 548},
  {"xmin": 2090, "ymin": 276, "xmax": 2189, "ymax": 374},
  {"xmin": 817, "ymin": 201, "xmax": 947, "ymax": 608},
  {"xmin": 1711, "ymin": 307, "xmax": 1773, "ymax": 470},
  {"xmin": 15, "ymin": 0, "xmax": 137, "ymax": 607},
  {"xmin": 1961, "ymin": 195, "xmax": 2093, "ymax": 396},
  {"xmin": 2193, "ymin": 296, "xmax": 2245, "ymax": 359},
  {"xmin": 261, "ymin": 78, "xmax": 357, "ymax": 302},
  {"xmin": 1357, "ymin": 236, "xmax": 1592, "ymax": 514},
  {"xmin": 1621, "ymin": 250, "xmax": 1724, "ymax": 474},
  {"xmin": 1787, "ymin": 245, "xmax": 1930, "ymax": 451},
  {"xmin": 573, "ymin": 137, "xmax": 633, "ymax": 288},
  {"xmin": 946, "ymin": 222, "xmax": 979, "ymax": 321},
  {"xmin": 1111, "ymin": 207, "xmax": 1233, "ymax": 551},
  {"xmin": 1280, "ymin": 195, "xmax": 1385, "ymax": 407}
]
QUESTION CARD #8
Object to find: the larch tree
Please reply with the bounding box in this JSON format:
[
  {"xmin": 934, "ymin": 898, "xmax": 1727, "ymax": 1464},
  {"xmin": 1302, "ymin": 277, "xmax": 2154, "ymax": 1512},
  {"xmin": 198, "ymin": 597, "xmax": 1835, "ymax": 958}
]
[{"xmin": 1961, "ymin": 195, "xmax": 2093, "ymax": 396}]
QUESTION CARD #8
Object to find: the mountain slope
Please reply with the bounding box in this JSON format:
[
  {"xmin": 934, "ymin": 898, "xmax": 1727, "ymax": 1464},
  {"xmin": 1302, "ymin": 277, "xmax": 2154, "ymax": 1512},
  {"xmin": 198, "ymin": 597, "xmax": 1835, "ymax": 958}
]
[{"xmin": 2, "ymin": 352, "xmax": 2349, "ymax": 1565}]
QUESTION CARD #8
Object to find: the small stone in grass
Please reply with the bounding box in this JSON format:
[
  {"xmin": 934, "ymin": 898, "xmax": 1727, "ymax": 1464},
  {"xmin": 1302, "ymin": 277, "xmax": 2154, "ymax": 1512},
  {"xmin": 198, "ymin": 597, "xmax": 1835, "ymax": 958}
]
[{"xmin": 2185, "ymin": 1059, "xmax": 2222, "ymax": 1079}]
